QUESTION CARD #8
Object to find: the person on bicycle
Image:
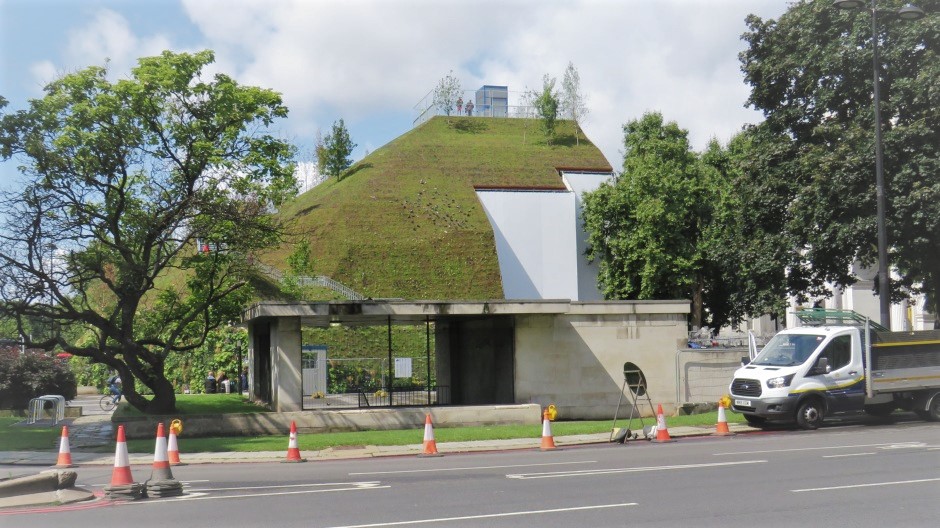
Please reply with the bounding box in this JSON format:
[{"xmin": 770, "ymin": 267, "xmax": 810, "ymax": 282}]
[{"xmin": 107, "ymin": 373, "xmax": 122, "ymax": 404}]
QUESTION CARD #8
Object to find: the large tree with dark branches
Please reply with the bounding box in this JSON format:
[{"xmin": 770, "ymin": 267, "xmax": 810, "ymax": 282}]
[
  {"xmin": 0, "ymin": 50, "xmax": 297, "ymax": 413},
  {"xmin": 740, "ymin": 0, "xmax": 939, "ymax": 320}
]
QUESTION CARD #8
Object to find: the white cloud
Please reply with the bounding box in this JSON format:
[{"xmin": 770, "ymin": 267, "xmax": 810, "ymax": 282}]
[
  {"xmin": 176, "ymin": 0, "xmax": 785, "ymax": 167},
  {"xmin": 62, "ymin": 9, "xmax": 173, "ymax": 80},
  {"xmin": 28, "ymin": 60, "xmax": 58, "ymax": 91}
]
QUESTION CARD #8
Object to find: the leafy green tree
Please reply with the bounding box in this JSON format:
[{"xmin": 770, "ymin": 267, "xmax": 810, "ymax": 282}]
[
  {"xmin": 533, "ymin": 74, "xmax": 560, "ymax": 144},
  {"xmin": 323, "ymin": 119, "xmax": 357, "ymax": 179},
  {"xmin": 432, "ymin": 71, "xmax": 462, "ymax": 117},
  {"xmin": 0, "ymin": 50, "xmax": 297, "ymax": 413},
  {"xmin": 740, "ymin": 0, "xmax": 940, "ymax": 319},
  {"xmin": 583, "ymin": 112, "xmax": 732, "ymax": 330},
  {"xmin": 561, "ymin": 62, "xmax": 588, "ymax": 145},
  {"xmin": 282, "ymin": 240, "xmax": 316, "ymax": 298}
]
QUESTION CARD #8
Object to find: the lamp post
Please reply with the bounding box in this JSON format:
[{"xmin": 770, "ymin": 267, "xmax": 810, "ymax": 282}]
[{"xmin": 832, "ymin": 0, "xmax": 925, "ymax": 330}]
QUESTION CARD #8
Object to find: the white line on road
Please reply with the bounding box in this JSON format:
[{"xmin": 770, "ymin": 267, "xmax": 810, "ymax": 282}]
[
  {"xmin": 188, "ymin": 481, "xmax": 381, "ymax": 492},
  {"xmin": 792, "ymin": 477, "xmax": 940, "ymax": 493},
  {"xmin": 821, "ymin": 452, "xmax": 876, "ymax": 458},
  {"xmin": 349, "ymin": 460, "xmax": 597, "ymax": 476},
  {"xmin": 505, "ymin": 459, "xmax": 766, "ymax": 480},
  {"xmin": 127, "ymin": 483, "xmax": 390, "ymax": 504},
  {"xmin": 323, "ymin": 503, "xmax": 638, "ymax": 528},
  {"xmin": 713, "ymin": 442, "xmax": 924, "ymax": 456}
]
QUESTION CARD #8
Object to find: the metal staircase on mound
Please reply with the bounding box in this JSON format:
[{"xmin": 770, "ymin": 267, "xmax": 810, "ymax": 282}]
[{"xmin": 254, "ymin": 262, "xmax": 365, "ymax": 301}]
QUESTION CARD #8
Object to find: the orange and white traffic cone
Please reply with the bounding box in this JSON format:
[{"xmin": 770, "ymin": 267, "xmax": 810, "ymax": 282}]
[
  {"xmin": 419, "ymin": 414, "xmax": 441, "ymax": 457},
  {"xmin": 103, "ymin": 425, "xmax": 143, "ymax": 499},
  {"xmin": 150, "ymin": 423, "xmax": 174, "ymax": 480},
  {"xmin": 147, "ymin": 423, "xmax": 183, "ymax": 497},
  {"xmin": 110, "ymin": 425, "xmax": 135, "ymax": 486},
  {"xmin": 284, "ymin": 421, "xmax": 306, "ymax": 463},
  {"xmin": 713, "ymin": 403, "xmax": 734, "ymax": 436},
  {"xmin": 55, "ymin": 425, "xmax": 76, "ymax": 468},
  {"xmin": 167, "ymin": 427, "xmax": 186, "ymax": 466},
  {"xmin": 540, "ymin": 409, "xmax": 556, "ymax": 450},
  {"xmin": 650, "ymin": 404, "xmax": 675, "ymax": 443}
]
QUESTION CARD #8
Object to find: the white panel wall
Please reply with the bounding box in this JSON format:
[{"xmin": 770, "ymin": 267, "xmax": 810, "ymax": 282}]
[
  {"xmin": 477, "ymin": 190, "xmax": 578, "ymax": 299},
  {"xmin": 562, "ymin": 172, "xmax": 615, "ymax": 301},
  {"xmin": 476, "ymin": 171, "xmax": 613, "ymax": 302}
]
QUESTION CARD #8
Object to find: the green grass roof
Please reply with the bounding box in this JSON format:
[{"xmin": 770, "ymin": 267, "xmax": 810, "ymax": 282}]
[{"xmin": 267, "ymin": 116, "xmax": 612, "ymax": 300}]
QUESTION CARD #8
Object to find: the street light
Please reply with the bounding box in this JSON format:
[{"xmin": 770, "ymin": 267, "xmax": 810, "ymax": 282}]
[{"xmin": 832, "ymin": 0, "xmax": 925, "ymax": 330}]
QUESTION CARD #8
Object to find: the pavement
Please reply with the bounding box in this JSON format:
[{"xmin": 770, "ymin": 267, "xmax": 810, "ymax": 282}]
[{"xmin": 1, "ymin": 404, "xmax": 759, "ymax": 466}]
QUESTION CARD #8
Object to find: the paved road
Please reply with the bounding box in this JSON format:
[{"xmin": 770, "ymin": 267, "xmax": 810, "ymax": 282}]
[{"xmin": 2, "ymin": 419, "xmax": 938, "ymax": 527}]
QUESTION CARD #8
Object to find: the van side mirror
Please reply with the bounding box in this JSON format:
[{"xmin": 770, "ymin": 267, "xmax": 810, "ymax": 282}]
[
  {"xmin": 741, "ymin": 356, "xmax": 750, "ymax": 366},
  {"xmin": 812, "ymin": 357, "xmax": 830, "ymax": 375}
]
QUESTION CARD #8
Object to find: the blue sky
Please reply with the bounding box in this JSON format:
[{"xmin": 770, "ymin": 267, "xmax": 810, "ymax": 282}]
[{"xmin": 1, "ymin": 0, "xmax": 789, "ymax": 188}]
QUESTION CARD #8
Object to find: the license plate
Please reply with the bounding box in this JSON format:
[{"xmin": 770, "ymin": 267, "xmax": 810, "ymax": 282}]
[{"xmin": 734, "ymin": 399, "xmax": 752, "ymax": 407}]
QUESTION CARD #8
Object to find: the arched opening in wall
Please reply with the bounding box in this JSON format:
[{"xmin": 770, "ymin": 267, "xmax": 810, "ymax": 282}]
[{"xmin": 623, "ymin": 362, "xmax": 647, "ymax": 397}]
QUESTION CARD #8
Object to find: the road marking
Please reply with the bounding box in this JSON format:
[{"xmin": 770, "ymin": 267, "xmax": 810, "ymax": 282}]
[
  {"xmin": 792, "ymin": 477, "xmax": 940, "ymax": 493},
  {"xmin": 714, "ymin": 442, "xmax": 924, "ymax": 456},
  {"xmin": 188, "ymin": 481, "xmax": 381, "ymax": 492},
  {"xmin": 505, "ymin": 460, "xmax": 766, "ymax": 480},
  {"xmin": 350, "ymin": 460, "xmax": 597, "ymax": 476},
  {"xmin": 323, "ymin": 503, "xmax": 638, "ymax": 527},
  {"xmin": 127, "ymin": 482, "xmax": 388, "ymax": 504},
  {"xmin": 821, "ymin": 452, "xmax": 876, "ymax": 458}
]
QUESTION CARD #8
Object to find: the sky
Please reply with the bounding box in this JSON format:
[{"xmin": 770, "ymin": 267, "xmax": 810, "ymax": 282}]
[{"xmin": 0, "ymin": 0, "xmax": 790, "ymax": 187}]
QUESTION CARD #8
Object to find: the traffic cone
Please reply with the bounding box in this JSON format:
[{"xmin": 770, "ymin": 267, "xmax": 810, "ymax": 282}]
[
  {"xmin": 650, "ymin": 404, "xmax": 675, "ymax": 443},
  {"xmin": 110, "ymin": 425, "xmax": 134, "ymax": 486},
  {"xmin": 167, "ymin": 428, "xmax": 184, "ymax": 465},
  {"xmin": 713, "ymin": 403, "xmax": 734, "ymax": 436},
  {"xmin": 540, "ymin": 409, "xmax": 556, "ymax": 450},
  {"xmin": 103, "ymin": 425, "xmax": 144, "ymax": 500},
  {"xmin": 55, "ymin": 425, "xmax": 76, "ymax": 468},
  {"xmin": 419, "ymin": 414, "xmax": 441, "ymax": 457},
  {"xmin": 284, "ymin": 421, "xmax": 306, "ymax": 462},
  {"xmin": 147, "ymin": 422, "xmax": 183, "ymax": 497},
  {"xmin": 150, "ymin": 423, "xmax": 174, "ymax": 480}
]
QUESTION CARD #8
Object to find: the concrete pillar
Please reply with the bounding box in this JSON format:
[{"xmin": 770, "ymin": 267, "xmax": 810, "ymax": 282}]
[{"xmin": 271, "ymin": 317, "xmax": 302, "ymax": 412}]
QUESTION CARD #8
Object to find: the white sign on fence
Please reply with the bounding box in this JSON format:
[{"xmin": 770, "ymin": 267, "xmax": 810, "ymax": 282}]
[{"xmin": 394, "ymin": 357, "xmax": 412, "ymax": 378}]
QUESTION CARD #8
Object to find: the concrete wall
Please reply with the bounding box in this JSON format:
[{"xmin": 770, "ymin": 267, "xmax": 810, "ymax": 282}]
[
  {"xmin": 675, "ymin": 348, "xmax": 744, "ymax": 404},
  {"xmin": 271, "ymin": 317, "xmax": 302, "ymax": 412},
  {"xmin": 514, "ymin": 304, "xmax": 688, "ymax": 419},
  {"xmin": 114, "ymin": 404, "xmax": 541, "ymax": 438}
]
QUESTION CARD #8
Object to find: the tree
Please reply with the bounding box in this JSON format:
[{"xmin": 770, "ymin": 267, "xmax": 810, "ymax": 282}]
[
  {"xmin": 740, "ymin": 0, "xmax": 940, "ymax": 319},
  {"xmin": 432, "ymin": 71, "xmax": 462, "ymax": 117},
  {"xmin": 561, "ymin": 62, "xmax": 588, "ymax": 145},
  {"xmin": 0, "ymin": 50, "xmax": 297, "ymax": 414},
  {"xmin": 582, "ymin": 112, "xmax": 730, "ymax": 330},
  {"xmin": 323, "ymin": 119, "xmax": 357, "ymax": 179},
  {"xmin": 314, "ymin": 128, "xmax": 327, "ymax": 177},
  {"xmin": 533, "ymin": 74, "xmax": 560, "ymax": 144}
]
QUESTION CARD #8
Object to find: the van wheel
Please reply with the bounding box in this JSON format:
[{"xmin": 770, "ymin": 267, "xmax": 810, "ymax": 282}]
[
  {"xmin": 796, "ymin": 399, "xmax": 824, "ymax": 430},
  {"xmin": 927, "ymin": 395, "xmax": 940, "ymax": 422}
]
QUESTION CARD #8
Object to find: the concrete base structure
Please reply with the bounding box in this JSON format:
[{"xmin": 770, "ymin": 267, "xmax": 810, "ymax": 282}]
[
  {"xmin": 114, "ymin": 404, "xmax": 541, "ymax": 439},
  {"xmin": 243, "ymin": 300, "xmax": 690, "ymax": 421}
]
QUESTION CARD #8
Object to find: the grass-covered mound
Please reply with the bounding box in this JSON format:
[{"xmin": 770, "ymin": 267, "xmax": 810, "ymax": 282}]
[{"xmin": 269, "ymin": 116, "xmax": 612, "ymax": 299}]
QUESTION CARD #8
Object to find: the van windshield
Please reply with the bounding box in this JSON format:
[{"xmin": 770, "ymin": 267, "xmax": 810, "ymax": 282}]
[{"xmin": 751, "ymin": 333, "xmax": 825, "ymax": 366}]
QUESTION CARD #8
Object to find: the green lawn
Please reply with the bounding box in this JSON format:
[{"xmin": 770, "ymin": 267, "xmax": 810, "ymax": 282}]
[
  {"xmin": 0, "ymin": 417, "xmax": 60, "ymax": 451},
  {"xmin": 0, "ymin": 409, "xmax": 745, "ymax": 453},
  {"xmin": 115, "ymin": 393, "xmax": 269, "ymax": 418},
  {"xmin": 123, "ymin": 412, "xmax": 744, "ymax": 453}
]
